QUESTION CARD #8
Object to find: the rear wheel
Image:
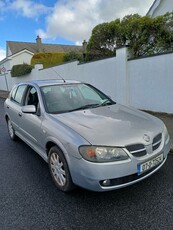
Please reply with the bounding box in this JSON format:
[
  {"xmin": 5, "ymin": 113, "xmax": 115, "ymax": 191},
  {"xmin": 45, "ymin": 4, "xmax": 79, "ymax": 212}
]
[
  {"xmin": 7, "ymin": 118, "xmax": 17, "ymax": 141},
  {"xmin": 48, "ymin": 146, "xmax": 74, "ymax": 192}
]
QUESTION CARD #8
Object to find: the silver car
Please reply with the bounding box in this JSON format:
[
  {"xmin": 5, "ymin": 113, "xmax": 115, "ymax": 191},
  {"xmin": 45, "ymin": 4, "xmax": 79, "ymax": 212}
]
[{"xmin": 4, "ymin": 80, "xmax": 171, "ymax": 192}]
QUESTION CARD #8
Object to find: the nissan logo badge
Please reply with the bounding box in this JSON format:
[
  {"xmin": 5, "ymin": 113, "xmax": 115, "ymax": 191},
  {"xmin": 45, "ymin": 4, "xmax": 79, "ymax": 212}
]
[{"xmin": 143, "ymin": 134, "xmax": 150, "ymax": 142}]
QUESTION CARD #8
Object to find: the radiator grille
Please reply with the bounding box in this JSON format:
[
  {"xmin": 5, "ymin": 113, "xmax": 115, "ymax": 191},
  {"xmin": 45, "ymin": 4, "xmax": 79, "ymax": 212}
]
[
  {"xmin": 126, "ymin": 133, "xmax": 162, "ymax": 157},
  {"xmin": 126, "ymin": 144, "xmax": 146, "ymax": 157},
  {"xmin": 152, "ymin": 133, "xmax": 162, "ymax": 151}
]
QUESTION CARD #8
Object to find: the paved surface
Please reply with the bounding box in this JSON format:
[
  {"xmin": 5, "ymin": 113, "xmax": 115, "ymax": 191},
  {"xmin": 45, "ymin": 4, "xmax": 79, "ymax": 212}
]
[
  {"xmin": 0, "ymin": 98, "xmax": 173, "ymax": 229},
  {"xmin": 0, "ymin": 90, "xmax": 9, "ymax": 99}
]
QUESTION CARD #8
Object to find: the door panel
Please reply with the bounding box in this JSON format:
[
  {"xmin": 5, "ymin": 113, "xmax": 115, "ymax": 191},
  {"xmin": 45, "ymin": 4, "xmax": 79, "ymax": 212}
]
[
  {"xmin": 18, "ymin": 86, "xmax": 45, "ymax": 149},
  {"xmin": 6, "ymin": 85, "xmax": 27, "ymax": 132}
]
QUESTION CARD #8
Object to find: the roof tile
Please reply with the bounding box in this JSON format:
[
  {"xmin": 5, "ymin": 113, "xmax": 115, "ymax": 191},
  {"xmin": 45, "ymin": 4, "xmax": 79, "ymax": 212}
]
[{"xmin": 7, "ymin": 41, "xmax": 83, "ymax": 55}]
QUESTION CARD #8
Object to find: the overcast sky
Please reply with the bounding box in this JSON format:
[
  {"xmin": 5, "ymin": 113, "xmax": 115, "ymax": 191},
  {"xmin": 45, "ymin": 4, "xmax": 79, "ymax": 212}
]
[{"xmin": 0, "ymin": 0, "xmax": 154, "ymax": 61}]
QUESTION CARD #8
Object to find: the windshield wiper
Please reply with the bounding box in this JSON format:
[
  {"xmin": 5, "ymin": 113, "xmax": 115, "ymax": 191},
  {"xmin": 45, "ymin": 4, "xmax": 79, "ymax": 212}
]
[
  {"xmin": 70, "ymin": 103, "xmax": 101, "ymax": 112},
  {"xmin": 101, "ymin": 99, "xmax": 114, "ymax": 106}
]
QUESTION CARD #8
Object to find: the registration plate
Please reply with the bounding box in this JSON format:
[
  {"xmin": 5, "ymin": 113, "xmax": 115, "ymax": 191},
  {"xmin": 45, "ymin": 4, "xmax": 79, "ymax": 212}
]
[{"xmin": 138, "ymin": 154, "xmax": 164, "ymax": 174}]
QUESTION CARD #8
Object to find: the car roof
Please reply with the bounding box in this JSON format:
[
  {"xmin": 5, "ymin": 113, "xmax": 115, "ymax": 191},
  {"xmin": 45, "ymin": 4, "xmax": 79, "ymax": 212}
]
[{"xmin": 17, "ymin": 79, "xmax": 81, "ymax": 87}]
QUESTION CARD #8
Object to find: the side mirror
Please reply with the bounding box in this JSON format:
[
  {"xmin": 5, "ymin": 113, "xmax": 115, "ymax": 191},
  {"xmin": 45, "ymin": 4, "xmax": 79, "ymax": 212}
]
[{"xmin": 22, "ymin": 105, "xmax": 36, "ymax": 114}]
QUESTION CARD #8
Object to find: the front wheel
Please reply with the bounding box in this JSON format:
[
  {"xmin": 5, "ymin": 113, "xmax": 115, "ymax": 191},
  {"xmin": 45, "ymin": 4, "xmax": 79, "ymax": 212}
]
[
  {"xmin": 48, "ymin": 146, "xmax": 74, "ymax": 192},
  {"xmin": 7, "ymin": 118, "xmax": 17, "ymax": 141}
]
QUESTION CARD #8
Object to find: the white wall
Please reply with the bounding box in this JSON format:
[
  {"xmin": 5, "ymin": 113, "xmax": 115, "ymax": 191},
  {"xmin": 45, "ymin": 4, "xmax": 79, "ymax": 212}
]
[
  {"xmin": 0, "ymin": 58, "xmax": 11, "ymax": 91},
  {"xmin": 1, "ymin": 47, "xmax": 173, "ymax": 114},
  {"xmin": 128, "ymin": 53, "xmax": 173, "ymax": 113},
  {"xmin": 11, "ymin": 52, "xmax": 33, "ymax": 66}
]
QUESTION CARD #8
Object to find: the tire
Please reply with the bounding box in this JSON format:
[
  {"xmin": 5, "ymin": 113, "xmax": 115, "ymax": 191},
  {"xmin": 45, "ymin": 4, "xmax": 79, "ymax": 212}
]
[
  {"xmin": 48, "ymin": 146, "xmax": 74, "ymax": 192},
  {"xmin": 7, "ymin": 118, "xmax": 17, "ymax": 141}
]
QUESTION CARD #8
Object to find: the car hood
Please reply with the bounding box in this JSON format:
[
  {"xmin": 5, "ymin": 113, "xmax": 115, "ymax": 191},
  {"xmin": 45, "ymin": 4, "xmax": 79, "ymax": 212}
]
[{"xmin": 51, "ymin": 104, "xmax": 164, "ymax": 146}]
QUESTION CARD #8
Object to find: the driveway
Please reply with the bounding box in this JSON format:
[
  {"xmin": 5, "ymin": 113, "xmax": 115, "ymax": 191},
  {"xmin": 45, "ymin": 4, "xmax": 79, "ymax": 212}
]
[{"xmin": 0, "ymin": 98, "xmax": 173, "ymax": 230}]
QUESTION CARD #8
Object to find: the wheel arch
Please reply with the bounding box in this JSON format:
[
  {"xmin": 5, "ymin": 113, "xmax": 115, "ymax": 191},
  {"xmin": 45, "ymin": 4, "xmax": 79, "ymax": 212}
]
[
  {"xmin": 46, "ymin": 140, "xmax": 68, "ymax": 160},
  {"xmin": 46, "ymin": 141, "xmax": 59, "ymax": 155},
  {"xmin": 45, "ymin": 139, "xmax": 74, "ymax": 172}
]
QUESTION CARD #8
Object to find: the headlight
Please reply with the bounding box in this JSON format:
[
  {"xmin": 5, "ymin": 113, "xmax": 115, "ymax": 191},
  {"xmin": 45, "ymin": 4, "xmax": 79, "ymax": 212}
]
[{"xmin": 79, "ymin": 146, "xmax": 129, "ymax": 163}]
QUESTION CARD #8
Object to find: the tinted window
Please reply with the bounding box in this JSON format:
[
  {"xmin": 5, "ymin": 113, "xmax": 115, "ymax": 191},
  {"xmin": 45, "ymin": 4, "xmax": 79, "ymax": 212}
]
[{"xmin": 14, "ymin": 85, "xmax": 27, "ymax": 104}]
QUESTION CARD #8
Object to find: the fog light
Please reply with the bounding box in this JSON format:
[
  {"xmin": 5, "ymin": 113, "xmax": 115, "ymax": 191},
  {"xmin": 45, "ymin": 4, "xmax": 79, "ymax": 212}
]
[{"xmin": 102, "ymin": 179, "xmax": 111, "ymax": 186}]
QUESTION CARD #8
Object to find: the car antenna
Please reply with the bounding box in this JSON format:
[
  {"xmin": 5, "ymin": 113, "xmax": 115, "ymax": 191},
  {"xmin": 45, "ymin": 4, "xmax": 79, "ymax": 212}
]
[{"xmin": 52, "ymin": 68, "xmax": 66, "ymax": 83}]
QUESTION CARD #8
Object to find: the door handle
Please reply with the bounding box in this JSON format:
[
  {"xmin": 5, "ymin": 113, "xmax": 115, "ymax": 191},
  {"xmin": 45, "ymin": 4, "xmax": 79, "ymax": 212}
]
[
  {"xmin": 7, "ymin": 105, "xmax": 9, "ymax": 109},
  {"xmin": 18, "ymin": 112, "xmax": 22, "ymax": 117}
]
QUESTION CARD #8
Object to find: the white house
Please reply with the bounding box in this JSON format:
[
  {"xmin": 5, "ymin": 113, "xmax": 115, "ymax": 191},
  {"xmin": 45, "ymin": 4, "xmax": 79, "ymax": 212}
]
[
  {"xmin": 0, "ymin": 49, "xmax": 34, "ymax": 73},
  {"xmin": 147, "ymin": 0, "xmax": 173, "ymax": 17},
  {"xmin": 0, "ymin": 36, "xmax": 83, "ymax": 89}
]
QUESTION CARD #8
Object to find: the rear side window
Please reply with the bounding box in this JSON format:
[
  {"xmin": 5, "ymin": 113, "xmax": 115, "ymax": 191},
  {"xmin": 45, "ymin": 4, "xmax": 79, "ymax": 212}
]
[{"xmin": 11, "ymin": 85, "xmax": 27, "ymax": 104}]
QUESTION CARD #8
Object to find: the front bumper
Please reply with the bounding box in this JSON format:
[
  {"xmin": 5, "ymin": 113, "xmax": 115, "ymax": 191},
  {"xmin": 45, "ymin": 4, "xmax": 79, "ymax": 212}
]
[{"xmin": 69, "ymin": 135, "xmax": 171, "ymax": 192}]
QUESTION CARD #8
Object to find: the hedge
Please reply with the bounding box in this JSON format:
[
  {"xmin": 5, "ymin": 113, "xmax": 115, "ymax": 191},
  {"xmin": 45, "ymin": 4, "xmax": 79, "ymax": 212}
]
[
  {"xmin": 64, "ymin": 51, "xmax": 83, "ymax": 62},
  {"xmin": 11, "ymin": 64, "xmax": 33, "ymax": 77},
  {"xmin": 31, "ymin": 52, "xmax": 66, "ymax": 68}
]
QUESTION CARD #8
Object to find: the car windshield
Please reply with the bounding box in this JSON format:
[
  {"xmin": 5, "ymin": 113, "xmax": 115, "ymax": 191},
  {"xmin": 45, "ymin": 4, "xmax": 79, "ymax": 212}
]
[{"xmin": 41, "ymin": 83, "xmax": 115, "ymax": 114}]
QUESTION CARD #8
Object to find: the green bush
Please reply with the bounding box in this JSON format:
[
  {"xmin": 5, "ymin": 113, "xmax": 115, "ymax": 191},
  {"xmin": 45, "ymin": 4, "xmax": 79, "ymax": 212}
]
[
  {"xmin": 64, "ymin": 51, "xmax": 83, "ymax": 62},
  {"xmin": 31, "ymin": 52, "xmax": 66, "ymax": 68},
  {"xmin": 11, "ymin": 64, "xmax": 33, "ymax": 77}
]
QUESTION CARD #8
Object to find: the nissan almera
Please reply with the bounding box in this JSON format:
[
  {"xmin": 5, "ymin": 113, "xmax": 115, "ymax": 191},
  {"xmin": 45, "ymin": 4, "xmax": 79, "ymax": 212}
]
[{"xmin": 4, "ymin": 80, "xmax": 171, "ymax": 192}]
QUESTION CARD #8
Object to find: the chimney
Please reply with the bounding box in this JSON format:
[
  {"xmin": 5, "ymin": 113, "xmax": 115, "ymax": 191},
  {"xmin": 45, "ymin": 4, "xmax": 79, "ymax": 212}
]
[
  {"xmin": 82, "ymin": 40, "xmax": 87, "ymax": 61},
  {"xmin": 36, "ymin": 35, "xmax": 42, "ymax": 52},
  {"xmin": 82, "ymin": 40, "xmax": 87, "ymax": 53}
]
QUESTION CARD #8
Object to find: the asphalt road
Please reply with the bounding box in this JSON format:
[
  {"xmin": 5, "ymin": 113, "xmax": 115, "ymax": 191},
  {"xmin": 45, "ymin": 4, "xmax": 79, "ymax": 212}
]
[{"xmin": 0, "ymin": 98, "xmax": 173, "ymax": 230}]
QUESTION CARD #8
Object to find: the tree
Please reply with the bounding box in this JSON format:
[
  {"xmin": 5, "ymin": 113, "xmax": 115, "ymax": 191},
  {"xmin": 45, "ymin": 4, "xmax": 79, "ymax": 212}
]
[
  {"xmin": 87, "ymin": 12, "xmax": 173, "ymax": 60},
  {"xmin": 87, "ymin": 21, "xmax": 117, "ymax": 61}
]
